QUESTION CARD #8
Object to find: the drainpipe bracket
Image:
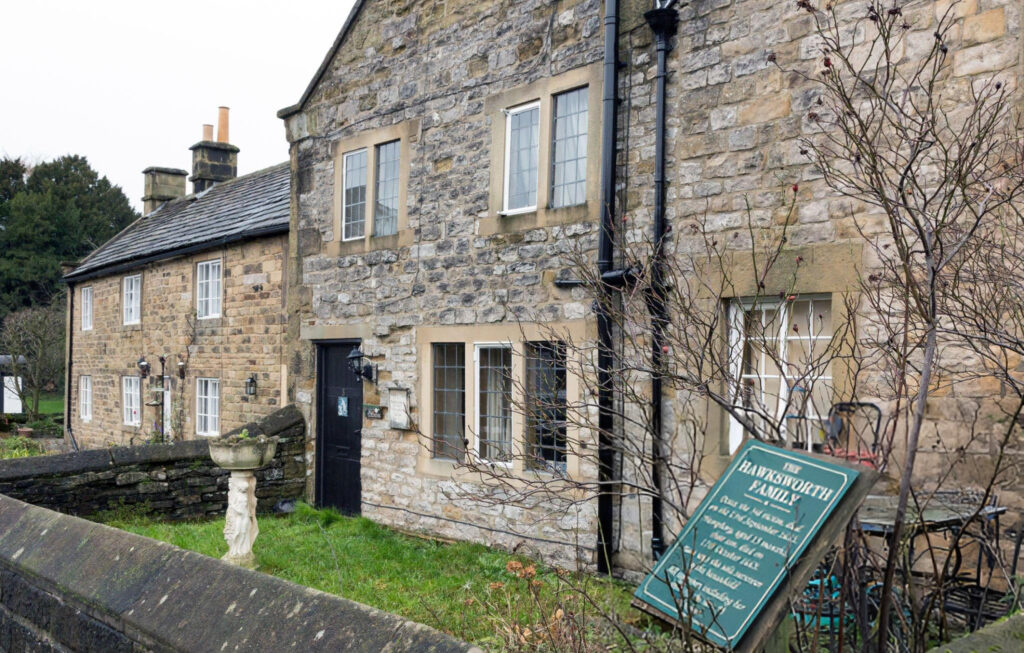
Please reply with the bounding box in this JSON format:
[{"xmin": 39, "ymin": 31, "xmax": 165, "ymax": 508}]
[{"xmin": 644, "ymin": 7, "xmax": 679, "ymax": 39}]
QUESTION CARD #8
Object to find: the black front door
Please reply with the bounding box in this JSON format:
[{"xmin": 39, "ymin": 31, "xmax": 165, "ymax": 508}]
[{"xmin": 316, "ymin": 342, "xmax": 363, "ymax": 515}]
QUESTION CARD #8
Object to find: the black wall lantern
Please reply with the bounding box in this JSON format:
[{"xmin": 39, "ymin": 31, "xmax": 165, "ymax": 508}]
[
  {"xmin": 347, "ymin": 347, "xmax": 377, "ymax": 384},
  {"xmin": 137, "ymin": 356, "xmax": 150, "ymax": 379},
  {"xmin": 245, "ymin": 375, "xmax": 258, "ymax": 396}
]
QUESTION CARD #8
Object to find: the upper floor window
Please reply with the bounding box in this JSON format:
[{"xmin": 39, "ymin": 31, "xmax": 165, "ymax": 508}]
[
  {"xmin": 727, "ymin": 296, "xmax": 834, "ymax": 454},
  {"xmin": 81, "ymin": 286, "xmax": 93, "ymax": 331},
  {"xmin": 79, "ymin": 375, "xmax": 92, "ymax": 422},
  {"xmin": 503, "ymin": 102, "xmax": 540, "ymax": 214},
  {"xmin": 122, "ymin": 376, "xmax": 141, "ymax": 426},
  {"xmin": 123, "ymin": 274, "xmax": 141, "ymax": 325},
  {"xmin": 342, "ymin": 149, "xmax": 368, "ymax": 241},
  {"xmin": 196, "ymin": 377, "xmax": 220, "ymax": 436},
  {"xmin": 196, "ymin": 258, "xmax": 222, "ymax": 319},
  {"xmin": 550, "ymin": 87, "xmax": 589, "ymax": 208},
  {"xmin": 374, "ymin": 140, "xmax": 400, "ymax": 237}
]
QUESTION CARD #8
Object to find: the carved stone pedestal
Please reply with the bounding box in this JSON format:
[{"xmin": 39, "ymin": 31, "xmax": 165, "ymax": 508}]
[{"xmin": 222, "ymin": 470, "xmax": 259, "ymax": 569}]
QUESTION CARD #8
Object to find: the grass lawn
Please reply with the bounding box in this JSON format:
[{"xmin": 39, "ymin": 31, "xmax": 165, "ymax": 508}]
[
  {"xmin": 36, "ymin": 392, "xmax": 63, "ymax": 415},
  {"xmin": 101, "ymin": 504, "xmax": 658, "ymax": 649}
]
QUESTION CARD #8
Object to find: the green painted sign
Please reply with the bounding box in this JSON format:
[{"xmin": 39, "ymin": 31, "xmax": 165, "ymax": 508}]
[{"xmin": 634, "ymin": 441, "xmax": 859, "ymax": 649}]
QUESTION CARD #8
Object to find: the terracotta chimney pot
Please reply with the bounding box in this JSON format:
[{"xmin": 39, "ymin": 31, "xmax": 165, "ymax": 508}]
[
  {"xmin": 217, "ymin": 107, "xmax": 230, "ymax": 143},
  {"xmin": 203, "ymin": 124, "xmax": 214, "ymax": 141}
]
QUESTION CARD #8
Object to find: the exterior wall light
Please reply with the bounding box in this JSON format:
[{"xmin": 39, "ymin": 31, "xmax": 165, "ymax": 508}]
[
  {"xmin": 245, "ymin": 375, "xmax": 258, "ymax": 396},
  {"xmin": 137, "ymin": 357, "xmax": 150, "ymax": 378},
  {"xmin": 347, "ymin": 347, "xmax": 378, "ymax": 384}
]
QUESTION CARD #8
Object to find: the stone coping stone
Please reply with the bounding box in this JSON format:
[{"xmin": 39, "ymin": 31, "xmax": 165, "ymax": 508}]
[
  {"xmin": 0, "ymin": 405, "xmax": 307, "ymax": 483},
  {"xmin": 928, "ymin": 613, "xmax": 1024, "ymax": 652},
  {"xmin": 0, "ymin": 494, "xmax": 480, "ymax": 652},
  {"xmin": 0, "ymin": 449, "xmax": 112, "ymax": 482}
]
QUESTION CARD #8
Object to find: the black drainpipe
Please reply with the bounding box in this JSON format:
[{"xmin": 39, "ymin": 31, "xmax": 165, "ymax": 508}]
[
  {"xmin": 64, "ymin": 282, "xmax": 79, "ymax": 451},
  {"xmin": 595, "ymin": 0, "xmax": 619, "ymax": 576},
  {"xmin": 644, "ymin": 4, "xmax": 678, "ymax": 560}
]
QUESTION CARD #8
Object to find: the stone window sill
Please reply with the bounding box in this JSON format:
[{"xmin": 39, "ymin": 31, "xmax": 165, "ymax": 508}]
[
  {"xmin": 478, "ymin": 201, "xmax": 594, "ymax": 237},
  {"xmin": 327, "ymin": 231, "xmax": 413, "ymax": 257}
]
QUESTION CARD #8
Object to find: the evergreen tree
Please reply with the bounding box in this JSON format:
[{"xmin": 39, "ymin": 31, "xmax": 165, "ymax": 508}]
[{"xmin": 0, "ymin": 155, "xmax": 138, "ymax": 321}]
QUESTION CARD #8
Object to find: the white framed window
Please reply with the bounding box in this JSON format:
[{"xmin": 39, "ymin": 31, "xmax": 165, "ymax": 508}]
[
  {"xmin": 727, "ymin": 295, "xmax": 834, "ymax": 454},
  {"xmin": 374, "ymin": 140, "xmax": 401, "ymax": 237},
  {"xmin": 81, "ymin": 286, "xmax": 93, "ymax": 331},
  {"xmin": 79, "ymin": 375, "xmax": 92, "ymax": 422},
  {"xmin": 122, "ymin": 376, "xmax": 141, "ymax": 426},
  {"xmin": 196, "ymin": 377, "xmax": 220, "ymax": 436},
  {"xmin": 551, "ymin": 87, "xmax": 589, "ymax": 208},
  {"xmin": 123, "ymin": 274, "xmax": 141, "ymax": 325},
  {"xmin": 342, "ymin": 149, "xmax": 368, "ymax": 241},
  {"xmin": 502, "ymin": 101, "xmax": 540, "ymax": 214},
  {"xmin": 474, "ymin": 344, "xmax": 512, "ymax": 463},
  {"xmin": 196, "ymin": 258, "xmax": 222, "ymax": 319}
]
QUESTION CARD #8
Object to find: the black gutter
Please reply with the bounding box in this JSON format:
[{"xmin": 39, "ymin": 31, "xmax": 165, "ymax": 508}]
[
  {"xmin": 63, "ymin": 224, "xmax": 290, "ymax": 284},
  {"xmin": 595, "ymin": 0, "xmax": 620, "ymax": 576},
  {"xmin": 644, "ymin": 4, "xmax": 679, "ymax": 561},
  {"xmin": 63, "ymin": 283, "xmax": 79, "ymax": 451}
]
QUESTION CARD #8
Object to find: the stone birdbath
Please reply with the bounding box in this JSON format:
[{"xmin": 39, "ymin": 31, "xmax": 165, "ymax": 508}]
[{"xmin": 208, "ymin": 428, "xmax": 278, "ymax": 568}]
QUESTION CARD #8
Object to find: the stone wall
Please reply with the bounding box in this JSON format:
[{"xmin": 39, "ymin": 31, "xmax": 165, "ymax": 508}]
[
  {"xmin": 282, "ymin": 0, "xmax": 614, "ymax": 569},
  {"xmin": 280, "ymin": 0, "xmax": 1024, "ymax": 576},
  {"xmin": 609, "ymin": 0, "xmax": 1024, "ymax": 569},
  {"xmin": 0, "ymin": 493, "xmax": 477, "ymax": 652},
  {"xmin": 68, "ymin": 233, "xmax": 289, "ymax": 449},
  {"xmin": 0, "ymin": 406, "xmax": 305, "ymax": 519}
]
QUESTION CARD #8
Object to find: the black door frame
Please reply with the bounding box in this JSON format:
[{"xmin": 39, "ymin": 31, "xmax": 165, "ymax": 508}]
[{"xmin": 314, "ymin": 338, "xmax": 362, "ymax": 509}]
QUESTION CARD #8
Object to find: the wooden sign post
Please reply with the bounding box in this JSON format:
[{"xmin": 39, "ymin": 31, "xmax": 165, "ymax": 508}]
[{"xmin": 633, "ymin": 440, "xmax": 877, "ymax": 652}]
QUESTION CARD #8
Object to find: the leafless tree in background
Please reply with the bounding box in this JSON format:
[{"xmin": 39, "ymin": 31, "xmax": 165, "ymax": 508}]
[{"xmin": 0, "ymin": 299, "xmax": 65, "ymax": 418}]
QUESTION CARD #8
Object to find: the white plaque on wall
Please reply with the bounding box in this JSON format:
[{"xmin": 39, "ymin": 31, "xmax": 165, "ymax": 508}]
[{"xmin": 388, "ymin": 387, "xmax": 410, "ymax": 430}]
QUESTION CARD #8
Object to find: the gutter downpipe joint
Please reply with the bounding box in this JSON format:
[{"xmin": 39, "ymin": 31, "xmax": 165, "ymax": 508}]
[
  {"xmin": 645, "ymin": 4, "xmax": 679, "ymax": 561},
  {"xmin": 596, "ymin": 0, "xmax": 620, "ymax": 576}
]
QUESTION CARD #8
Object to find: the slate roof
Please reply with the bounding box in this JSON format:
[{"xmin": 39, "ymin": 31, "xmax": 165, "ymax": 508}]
[{"xmin": 65, "ymin": 162, "xmax": 290, "ymax": 282}]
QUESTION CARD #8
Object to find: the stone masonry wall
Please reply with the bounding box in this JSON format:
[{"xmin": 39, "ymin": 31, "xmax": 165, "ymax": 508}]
[
  {"xmin": 283, "ymin": 0, "xmax": 618, "ymax": 569},
  {"xmin": 0, "ymin": 405, "xmax": 306, "ymax": 519},
  {"xmin": 69, "ymin": 233, "xmax": 288, "ymax": 448},
  {"xmin": 610, "ymin": 0, "xmax": 1024, "ymax": 571},
  {"xmin": 282, "ymin": 0, "xmax": 1024, "ymax": 576}
]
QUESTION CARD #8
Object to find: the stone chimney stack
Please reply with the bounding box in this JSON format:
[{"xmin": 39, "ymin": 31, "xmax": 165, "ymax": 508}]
[
  {"xmin": 141, "ymin": 167, "xmax": 188, "ymax": 215},
  {"xmin": 189, "ymin": 107, "xmax": 239, "ymax": 194}
]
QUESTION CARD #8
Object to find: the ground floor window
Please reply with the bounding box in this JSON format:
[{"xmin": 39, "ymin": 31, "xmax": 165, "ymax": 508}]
[
  {"xmin": 196, "ymin": 377, "xmax": 220, "ymax": 436},
  {"xmin": 79, "ymin": 375, "xmax": 92, "ymax": 422},
  {"xmin": 727, "ymin": 295, "xmax": 833, "ymax": 453},
  {"xmin": 525, "ymin": 342, "xmax": 567, "ymax": 471},
  {"xmin": 122, "ymin": 376, "xmax": 140, "ymax": 426},
  {"xmin": 431, "ymin": 343, "xmax": 465, "ymax": 460},
  {"xmin": 476, "ymin": 344, "xmax": 512, "ymax": 462}
]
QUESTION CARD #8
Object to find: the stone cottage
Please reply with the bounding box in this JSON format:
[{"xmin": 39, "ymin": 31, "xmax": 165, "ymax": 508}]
[
  {"xmin": 63, "ymin": 110, "xmax": 290, "ymax": 449},
  {"xmin": 277, "ymin": 0, "xmax": 1024, "ymax": 576}
]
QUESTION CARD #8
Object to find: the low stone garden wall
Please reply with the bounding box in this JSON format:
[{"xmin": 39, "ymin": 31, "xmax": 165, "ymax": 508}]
[
  {"xmin": 0, "ymin": 493, "xmax": 476, "ymax": 652},
  {"xmin": 0, "ymin": 405, "xmax": 307, "ymax": 519}
]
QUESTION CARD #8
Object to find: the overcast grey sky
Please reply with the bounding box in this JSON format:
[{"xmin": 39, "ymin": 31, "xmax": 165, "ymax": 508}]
[{"xmin": 1, "ymin": 1, "xmax": 356, "ymax": 212}]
